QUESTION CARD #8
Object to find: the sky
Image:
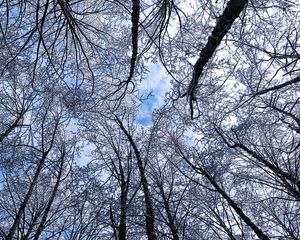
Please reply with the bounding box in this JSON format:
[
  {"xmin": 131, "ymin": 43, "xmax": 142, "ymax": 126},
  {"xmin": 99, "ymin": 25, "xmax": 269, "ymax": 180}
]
[
  {"xmin": 73, "ymin": 63, "xmax": 171, "ymax": 166},
  {"xmin": 136, "ymin": 63, "xmax": 171, "ymax": 126}
]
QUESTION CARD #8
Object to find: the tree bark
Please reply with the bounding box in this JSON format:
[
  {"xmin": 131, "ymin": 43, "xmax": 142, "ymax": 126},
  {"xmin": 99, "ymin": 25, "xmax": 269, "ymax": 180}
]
[
  {"xmin": 5, "ymin": 118, "xmax": 58, "ymax": 240},
  {"xmin": 177, "ymin": 146, "xmax": 270, "ymax": 240},
  {"xmin": 159, "ymin": 185, "xmax": 179, "ymax": 240},
  {"xmin": 33, "ymin": 147, "xmax": 66, "ymax": 240},
  {"xmin": 187, "ymin": 0, "xmax": 248, "ymax": 118},
  {"xmin": 115, "ymin": 115, "xmax": 157, "ymax": 240}
]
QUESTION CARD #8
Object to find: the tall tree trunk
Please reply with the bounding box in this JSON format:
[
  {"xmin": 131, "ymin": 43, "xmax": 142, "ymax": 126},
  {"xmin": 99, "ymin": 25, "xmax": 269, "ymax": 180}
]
[
  {"xmin": 32, "ymin": 147, "xmax": 66, "ymax": 240},
  {"xmin": 115, "ymin": 115, "xmax": 157, "ymax": 240},
  {"xmin": 118, "ymin": 181, "xmax": 129, "ymax": 240},
  {"xmin": 187, "ymin": 0, "xmax": 248, "ymax": 118},
  {"xmin": 5, "ymin": 118, "xmax": 58, "ymax": 240},
  {"xmin": 177, "ymin": 146, "xmax": 270, "ymax": 240},
  {"xmin": 0, "ymin": 109, "xmax": 25, "ymax": 142},
  {"xmin": 5, "ymin": 151, "xmax": 50, "ymax": 240},
  {"xmin": 159, "ymin": 185, "xmax": 179, "ymax": 240}
]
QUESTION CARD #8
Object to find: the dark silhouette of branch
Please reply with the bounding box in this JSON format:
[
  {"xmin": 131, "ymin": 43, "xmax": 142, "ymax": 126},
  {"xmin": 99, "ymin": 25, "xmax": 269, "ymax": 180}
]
[
  {"xmin": 252, "ymin": 75, "xmax": 300, "ymax": 96},
  {"xmin": 216, "ymin": 128, "xmax": 300, "ymax": 200},
  {"xmin": 33, "ymin": 146, "xmax": 66, "ymax": 240},
  {"xmin": 127, "ymin": 0, "xmax": 140, "ymax": 87},
  {"xmin": 175, "ymin": 144, "xmax": 270, "ymax": 240},
  {"xmin": 186, "ymin": 0, "xmax": 248, "ymax": 119},
  {"xmin": 109, "ymin": 0, "xmax": 141, "ymax": 101},
  {"xmin": 5, "ymin": 116, "xmax": 59, "ymax": 240},
  {"xmin": 114, "ymin": 114, "xmax": 157, "ymax": 240}
]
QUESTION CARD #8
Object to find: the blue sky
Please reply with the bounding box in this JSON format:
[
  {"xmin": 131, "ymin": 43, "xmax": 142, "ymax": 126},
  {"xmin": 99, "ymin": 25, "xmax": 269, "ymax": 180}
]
[
  {"xmin": 72, "ymin": 63, "xmax": 171, "ymax": 166},
  {"xmin": 136, "ymin": 63, "xmax": 171, "ymax": 126},
  {"xmin": 136, "ymin": 94, "xmax": 157, "ymax": 125}
]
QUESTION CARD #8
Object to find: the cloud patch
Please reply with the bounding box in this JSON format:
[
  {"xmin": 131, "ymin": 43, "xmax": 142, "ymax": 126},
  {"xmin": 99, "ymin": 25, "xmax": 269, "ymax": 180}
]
[{"xmin": 137, "ymin": 63, "xmax": 171, "ymax": 126}]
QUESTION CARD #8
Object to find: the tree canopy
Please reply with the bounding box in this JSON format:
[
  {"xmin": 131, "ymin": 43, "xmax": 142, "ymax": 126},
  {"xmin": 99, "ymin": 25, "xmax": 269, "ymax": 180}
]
[{"xmin": 0, "ymin": 0, "xmax": 300, "ymax": 239}]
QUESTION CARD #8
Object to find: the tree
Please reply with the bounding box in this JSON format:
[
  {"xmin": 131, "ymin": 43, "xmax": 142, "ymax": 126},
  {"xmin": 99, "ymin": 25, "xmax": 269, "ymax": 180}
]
[
  {"xmin": 1, "ymin": 0, "xmax": 300, "ymax": 239},
  {"xmin": 84, "ymin": 112, "xmax": 139, "ymax": 240}
]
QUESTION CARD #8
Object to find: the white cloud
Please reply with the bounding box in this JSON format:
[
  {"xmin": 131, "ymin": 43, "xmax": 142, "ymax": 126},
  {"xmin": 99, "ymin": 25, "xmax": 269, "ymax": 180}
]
[{"xmin": 137, "ymin": 63, "xmax": 171, "ymax": 125}]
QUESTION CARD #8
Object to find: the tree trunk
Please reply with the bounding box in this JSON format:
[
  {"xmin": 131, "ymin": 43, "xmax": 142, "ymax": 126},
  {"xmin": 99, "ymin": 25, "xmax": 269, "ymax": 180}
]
[{"xmin": 115, "ymin": 115, "xmax": 157, "ymax": 240}]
